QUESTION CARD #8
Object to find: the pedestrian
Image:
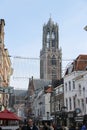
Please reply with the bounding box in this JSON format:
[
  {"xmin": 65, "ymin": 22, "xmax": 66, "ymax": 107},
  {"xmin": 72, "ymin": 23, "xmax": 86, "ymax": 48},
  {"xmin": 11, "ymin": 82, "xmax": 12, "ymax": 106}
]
[
  {"xmin": 81, "ymin": 122, "xmax": 87, "ymax": 130},
  {"xmin": 64, "ymin": 125, "xmax": 69, "ymax": 130},
  {"xmin": 27, "ymin": 118, "xmax": 39, "ymax": 130},
  {"xmin": 56, "ymin": 124, "xmax": 63, "ymax": 130},
  {"xmin": 22, "ymin": 124, "xmax": 27, "ymax": 130},
  {"xmin": 49, "ymin": 122, "xmax": 54, "ymax": 130},
  {"xmin": 21, "ymin": 121, "xmax": 28, "ymax": 130},
  {"xmin": 42, "ymin": 122, "xmax": 50, "ymax": 130},
  {"xmin": 69, "ymin": 124, "xmax": 75, "ymax": 130}
]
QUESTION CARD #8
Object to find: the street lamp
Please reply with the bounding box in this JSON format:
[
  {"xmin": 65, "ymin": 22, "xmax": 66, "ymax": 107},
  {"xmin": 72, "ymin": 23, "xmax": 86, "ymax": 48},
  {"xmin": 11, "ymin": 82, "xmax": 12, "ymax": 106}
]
[
  {"xmin": 47, "ymin": 111, "xmax": 49, "ymax": 120},
  {"xmin": 84, "ymin": 25, "xmax": 87, "ymax": 31}
]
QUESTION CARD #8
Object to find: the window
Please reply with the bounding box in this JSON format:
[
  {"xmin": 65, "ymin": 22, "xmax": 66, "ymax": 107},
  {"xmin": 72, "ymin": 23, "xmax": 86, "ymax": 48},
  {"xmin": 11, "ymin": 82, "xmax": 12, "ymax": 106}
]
[
  {"xmin": 78, "ymin": 99, "xmax": 80, "ymax": 107},
  {"xmin": 47, "ymin": 32, "xmax": 50, "ymax": 48},
  {"xmin": 69, "ymin": 98, "xmax": 72, "ymax": 110},
  {"xmin": 73, "ymin": 80, "xmax": 75, "ymax": 89},
  {"xmin": 51, "ymin": 55, "xmax": 56, "ymax": 65},
  {"xmin": 73, "ymin": 96, "xmax": 76, "ymax": 109},
  {"xmin": 52, "ymin": 40, "xmax": 55, "ymax": 47},
  {"xmin": 51, "ymin": 32, "xmax": 55, "ymax": 48},
  {"xmin": 52, "ymin": 32, "xmax": 55, "ymax": 39},
  {"xmin": 58, "ymin": 100, "xmax": 61, "ymax": 110},
  {"xmin": 69, "ymin": 81, "xmax": 71, "ymax": 91},
  {"xmin": 66, "ymin": 98, "xmax": 68, "ymax": 110},
  {"xmin": 78, "ymin": 84, "xmax": 81, "ymax": 96},
  {"xmin": 82, "ymin": 99, "xmax": 84, "ymax": 111},
  {"xmin": 47, "ymin": 32, "xmax": 50, "ymax": 40},
  {"xmin": 65, "ymin": 83, "xmax": 67, "ymax": 91},
  {"xmin": 59, "ymin": 87, "xmax": 63, "ymax": 93}
]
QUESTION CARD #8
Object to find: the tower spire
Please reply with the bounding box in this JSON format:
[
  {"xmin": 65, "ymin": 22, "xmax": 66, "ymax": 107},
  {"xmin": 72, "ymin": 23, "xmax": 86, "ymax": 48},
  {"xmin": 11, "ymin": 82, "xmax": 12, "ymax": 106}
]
[{"xmin": 40, "ymin": 18, "xmax": 62, "ymax": 80}]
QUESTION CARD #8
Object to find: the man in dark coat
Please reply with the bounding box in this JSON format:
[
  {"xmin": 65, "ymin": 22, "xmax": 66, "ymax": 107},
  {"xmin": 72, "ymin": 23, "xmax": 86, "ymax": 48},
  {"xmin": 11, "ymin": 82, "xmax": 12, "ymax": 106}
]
[{"xmin": 27, "ymin": 118, "xmax": 39, "ymax": 130}]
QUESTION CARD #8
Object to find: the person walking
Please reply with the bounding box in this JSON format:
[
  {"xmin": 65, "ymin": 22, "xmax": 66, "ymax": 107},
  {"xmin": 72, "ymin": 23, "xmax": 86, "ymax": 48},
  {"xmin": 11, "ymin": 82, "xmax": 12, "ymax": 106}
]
[
  {"xmin": 42, "ymin": 122, "xmax": 50, "ymax": 130},
  {"xmin": 49, "ymin": 122, "xmax": 54, "ymax": 130},
  {"xmin": 27, "ymin": 118, "xmax": 39, "ymax": 130},
  {"xmin": 81, "ymin": 123, "xmax": 87, "ymax": 130}
]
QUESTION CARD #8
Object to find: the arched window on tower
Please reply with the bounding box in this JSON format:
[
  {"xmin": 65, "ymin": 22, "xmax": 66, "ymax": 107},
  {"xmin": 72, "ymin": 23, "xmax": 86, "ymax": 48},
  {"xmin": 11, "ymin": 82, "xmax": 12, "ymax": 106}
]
[
  {"xmin": 47, "ymin": 32, "xmax": 50, "ymax": 48},
  {"xmin": 52, "ymin": 32, "xmax": 55, "ymax": 39},
  {"xmin": 51, "ymin": 31, "xmax": 55, "ymax": 48},
  {"xmin": 51, "ymin": 55, "xmax": 56, "ymax": 65}
]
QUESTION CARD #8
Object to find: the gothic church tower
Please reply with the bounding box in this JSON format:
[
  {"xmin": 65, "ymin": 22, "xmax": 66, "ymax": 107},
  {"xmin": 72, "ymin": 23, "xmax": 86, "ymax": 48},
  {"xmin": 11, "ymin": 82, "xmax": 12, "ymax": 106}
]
[{"xmin": 40, "ymin": 18, "xmax": 62, "ymax": 80}]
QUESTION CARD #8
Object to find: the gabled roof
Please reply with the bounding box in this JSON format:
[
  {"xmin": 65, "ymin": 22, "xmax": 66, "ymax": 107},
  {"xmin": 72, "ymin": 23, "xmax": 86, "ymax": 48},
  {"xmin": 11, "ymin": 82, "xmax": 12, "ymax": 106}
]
[
  {"xmin": 65, "ymin": 54, "xmax": 87, "ymax": 75},
  {"xmin": 28, "ymin": 77, "xmax": 52, "ymax": 95},
  {"xmin": 75, "ymin": 54, "xmax": 87, "ymax": 71},
  {"xmin": 31, "ymin": 79, "xmax": 52, "ymax": 91}
]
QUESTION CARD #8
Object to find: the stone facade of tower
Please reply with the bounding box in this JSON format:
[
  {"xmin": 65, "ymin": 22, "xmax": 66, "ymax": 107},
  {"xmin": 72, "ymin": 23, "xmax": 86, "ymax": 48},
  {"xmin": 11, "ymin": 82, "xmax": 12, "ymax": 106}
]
[{"xmin": 40, "ymin": 18, "xmax": 62, "ymax": 80}]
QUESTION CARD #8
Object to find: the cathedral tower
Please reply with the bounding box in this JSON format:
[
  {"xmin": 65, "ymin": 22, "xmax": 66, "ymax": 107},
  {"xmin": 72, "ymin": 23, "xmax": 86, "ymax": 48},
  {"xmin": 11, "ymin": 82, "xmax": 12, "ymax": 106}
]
[{"xmin": 40, "ymin": 18, "xmax": 62, "ymax": 80}]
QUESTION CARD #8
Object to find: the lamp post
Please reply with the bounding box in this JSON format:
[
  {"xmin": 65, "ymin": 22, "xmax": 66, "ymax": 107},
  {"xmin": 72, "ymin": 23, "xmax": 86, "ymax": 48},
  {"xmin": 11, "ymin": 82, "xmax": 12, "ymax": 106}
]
[
  {"xmin": 47, "ymin": 111, "xmax": 49, "ymax": 120},
  {"xmin": 84, "ymin": 25, "xmax": 87, "ymax": 31}
]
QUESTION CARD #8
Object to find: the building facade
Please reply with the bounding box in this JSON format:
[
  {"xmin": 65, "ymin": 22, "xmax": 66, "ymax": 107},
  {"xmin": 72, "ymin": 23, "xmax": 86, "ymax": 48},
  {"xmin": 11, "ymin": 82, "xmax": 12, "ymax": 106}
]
[
  {"xmin": 50, "ymin": 78, "xmax": 64, "ymax": 124},
  {"xmin": 40, "ymin": 18, "xmax": 62, "ymax": 80},
  {"xmin": 64, "ymin": 55, "xmax": 87, "ymax": 125},
  {"xmin": 27, "ymin": 18, "xmax": 62, "ymax": 122},
  {"xmin": 26, "ymin": 76, "xmax": 52, "ymax": 119},
  {"xmin": 0, "ymin": 19, "xmax": 12, "ymax": 110},
  {"xmin": 33, "ymin": 88, "xmax": 51, "ymax": 121}
]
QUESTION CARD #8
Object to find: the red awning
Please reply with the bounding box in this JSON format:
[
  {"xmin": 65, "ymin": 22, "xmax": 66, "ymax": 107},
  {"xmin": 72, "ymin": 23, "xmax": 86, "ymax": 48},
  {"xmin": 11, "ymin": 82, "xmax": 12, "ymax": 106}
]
[{"xmin": 0, "ymin": 109, "xmax": 21, "ymax": 120}]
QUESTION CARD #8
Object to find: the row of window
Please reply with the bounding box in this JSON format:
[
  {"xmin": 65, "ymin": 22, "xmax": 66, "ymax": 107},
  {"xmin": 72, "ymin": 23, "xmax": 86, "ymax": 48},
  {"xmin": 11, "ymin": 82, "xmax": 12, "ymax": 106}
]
[
  {"xmin": 65, "ymin": 80, "xmax": 75, "ymax": 91},
  {"xmin": 65, "ymin": 97, "xmax": 85, "ymax": 111},
  {"xmin": 65, "ymin": 80, "xmax": 85, "ymax": 96}
]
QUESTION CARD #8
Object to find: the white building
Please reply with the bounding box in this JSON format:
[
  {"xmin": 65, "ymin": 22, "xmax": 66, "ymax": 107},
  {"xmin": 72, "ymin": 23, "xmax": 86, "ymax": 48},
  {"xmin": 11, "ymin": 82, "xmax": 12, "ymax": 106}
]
[
  {"xmin": 64, "ymin": 71, "xmax": 87, "ymax": 114},
  {"xmin": 64, "ymin": 54, "xmax": 87, "ymax": 123},
  {"xmin": 33, "ymin": 86, "xmax": 51, "ymax": 121}
]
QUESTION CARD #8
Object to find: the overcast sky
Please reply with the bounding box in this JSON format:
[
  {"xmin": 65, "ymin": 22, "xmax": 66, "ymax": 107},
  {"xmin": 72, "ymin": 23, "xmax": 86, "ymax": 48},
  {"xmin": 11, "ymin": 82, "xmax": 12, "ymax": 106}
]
[{"xmin": 0, "ymin": 0, "xmax": 87, "ymax": 90}]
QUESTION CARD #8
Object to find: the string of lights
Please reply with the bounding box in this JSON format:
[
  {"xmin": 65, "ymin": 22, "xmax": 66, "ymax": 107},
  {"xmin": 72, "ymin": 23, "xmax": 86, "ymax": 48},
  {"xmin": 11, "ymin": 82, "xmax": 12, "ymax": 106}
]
[
  {"xmin": 1, "ymin": 54, "xmax": 87, "ymax": 62},
  {"xmin": 6, "ymin": 54, "xmax": 87, "ymax": 82}
]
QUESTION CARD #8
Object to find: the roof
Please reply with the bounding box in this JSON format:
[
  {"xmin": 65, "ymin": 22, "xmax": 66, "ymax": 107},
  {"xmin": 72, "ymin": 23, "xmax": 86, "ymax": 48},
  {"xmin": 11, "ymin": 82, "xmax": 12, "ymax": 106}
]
[
  {"xmin": 75, "ymin": 55, "xmax": 87, "ymax": 71},
  {"xmin": 47, "ymin": 17, "xmax": 54, "ymax": 26},
  {"xmin": 14, "ymin": 90, "xmax": 27, "ymax": 96},
  {"xmin": 0, "ymin": 109, "xmax": 20, "ymax": 120},
  {"xmin": 33, "ymin": 79, "xmax": 52, "ymax": 91},
  {"xmin": 28, "ymin": 77, "xmax": 52, "ymax": 95},
  {"xmin": 65, "ymin": 54, "xmax": 87, "ymax": 75},
  {"xmin": 52, "ymin": 78, "xmax": 64, "ymax": 88}
]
